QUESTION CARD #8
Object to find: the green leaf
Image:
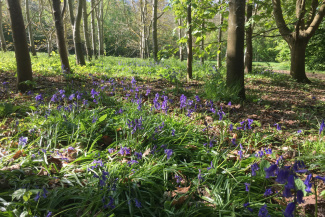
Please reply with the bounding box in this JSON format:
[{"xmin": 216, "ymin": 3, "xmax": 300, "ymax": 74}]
[
  {"xmin": 12, "ymin": 189, "xmax": 26, "ymax": 201},
  {"xmin": 29, "ymin": 106, "xmax": 36, "ymax": 111},
  {"xmin": 320, "ymin": 190, "xmax": 325, "ymax": 198},
  {"xmin": 20, "ymin": 211, "xmax": 29, "ymax": 217},
  {"xmin": 295, "ymin": 178, "xmax": 306, "ymax": 196},
  {"xmin": 22, "ymin": 191, "xmax": 32, "ymax": 202},
  {"xmin": 98, "ymin": 114, "xmax": 107, "ymax": 124}
]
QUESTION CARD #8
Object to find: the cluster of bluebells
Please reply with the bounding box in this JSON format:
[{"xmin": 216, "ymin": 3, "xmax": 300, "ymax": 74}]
[
  {"xmin": 34, "ymin": 187, "xmax": 49, "ymax": 201},
  {"xmin": 18, "ymin": 136, "xmax": 28, "ymax": 148},
  {"xmin": 237, "ymin": 119, "xmax": 254, "ymax": 130},
  {"xmin": 127, "ymin": 117, "xmax": 144, "ymax": 134}
]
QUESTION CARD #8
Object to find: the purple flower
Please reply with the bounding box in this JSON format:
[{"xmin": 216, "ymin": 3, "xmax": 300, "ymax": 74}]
[
  {"xmin": 51, "ymin": 94, "xmax": 58, "ymax": 102},
  {"xmin": 90, "ymin": 89, "xmax": 99, "ymax": 98},
  {"xmin": 283, "ymin": 185, "xmax": 292, "ymax": 198},
  {"xmin": 134, "ymin": 198, "xmax": 141, "ymax": 208},
  {"xmin": 258, "ymin": 204, "xmax": 270, "ymax": 217},
  {"xmin": 207, "ymin": 161, "xmax": 214, "ymax": 171},
  {"xmin": 320, "ymin": 120, "xmax": 325, "ymax": 134},
  {"xmin": 229, "ymin": 124, "xmax": 233, "ymax": 131},
  {"xmin": 35, "ymin": 94, "xmax": 43, "ymax": 102},
  {"xmin": 180, "ymin": 94, "xmax": 187, "ymax": 109},
  {"xmin": 217, "ymin": 107, "xmax": 225, "ymax": 120},
  {"xmin": 171, "ymin": 129, "xmax": 175, "ymax": 136},
  {"xmin": 68, "ymin": 94, "xmax": 75, "ymax": 101},
  {"xmin": 34, "ymin": 192, "xmax": 41, "ymax": 201},
  {"xmin": 264, "ymin": 164, "xmax": 277, "ymax": 178},
  {"xmin": 297, "ymin": 190, "xmax": 304, "ymax": 204},
  {"xmin": 195, "ymin": 95, "xmax": 200, "ymax": 102},
  {"xmin": 264, "ymin": 188, "xmax": 273, "ymax": 196},
  {"xmin": 119, "ymin": 147, "xmax": 131, "ymax": 156},
  {"xmin": 297, "ymin": 130, "xmax": 302, "ymax": 134},
  {"xmin": 238, "ymin": 150, "xmax": 243, "ymax": 159},
  {"xmin": 315, "ymin": 176, "xmax": 325, "ymax": 183},
  {"xmin": 227, "ymin": 101, "xmax": 231, "ymax": 106},
  {"xmin": 18, "ymin": 136, "xmax": 28, "ymax": 147},
  {"xmin": 283, "ymin": 202, "xmax": 295, "ymax": 217},
  {"xmin": 244, "ymin": 183, "xmax": 250, "ymax": 192},
  {"xmin": 134, "ymin": 152, "xmax": 142, "ymax": 160},
  {"xmin": 304, "ymin": 174, "xmax": 313, "ymax": 193},
  {"xmin": 251, "ymin": 163, "xmax": 259, "ymax": 176},
  {"xmin": 165, "ymin": 149, "xmax": 173, "ymax": 159},
  {"xmin": 275, "ymin": 168, "xmax": 290, "ymax": 184},
  {"xmin": 92, "ymin": 117, "xmax": 98, "ymax": 123},
  {"xmin": 243, "ymin": 202, "xmax": 253, "ymax": 212},
  {"xmin": 274, "ymin": 123, "xmax": 281, "ymax": 131},
  {"xmin": 128, "ymin": 160, "xmax": 139, "ymax": 166},
  {"xmin": 198, "ymin": 169, "xmax": 204, "ymax": 181},
  {"xmin": 46, "ymin": 212, "xmax": 52, "ymax": 217},
  {"xmin": 108, "ymin": 148, "xmax": 114, "ymax": 154},
  {"xmin": 286, "ymin": 175, "xmax": 295, "ymax": 189},
  {"xmin": 145, "ymin": 88, "xmax": 150, "ymax": 96}
]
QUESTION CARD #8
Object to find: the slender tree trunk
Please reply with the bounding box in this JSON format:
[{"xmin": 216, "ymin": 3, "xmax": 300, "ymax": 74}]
[
  {"xmin": 82, "ymin": 0, "xmax": 92, "ymax": 60},
  {"xmin": 69, "ymin": 0, "xmax": 85, "ymax": 65},
  {"xmin": 200, "ymin": 20, "xmax": 204, "ymax": 64},
  {"xmin": 26, "ymin": 0, "xmax": 36, "ymax": 56},
  {"xmin": 217, "ymin": 13, "xmax": 223, "ymax": 69},
  {"xmin": 6, "ymin": 0, "xmax": 33, "ymax": 92},
  {"xmin": 91, "ymin": 0, "xmax": 97, "ymax": 59},
  {"xmin": 48, "ymin": 33, "xmax": 52, "ymax": 56},
  {"xmin": 178, "ymin": 18, "xmax": 183, "ymax": 61},
  {"xmin": 187, "ymin": 2, "xmax": 192, "ymax": 80},
  {"xmin": 152, "ymin": 0, "xmax": 158, "ymax": 61},
  {"xmin": 96, "ymin": 0, "xmax": 104, "ymax": 56},
  {"xmin": 0, "ymin": 0, "xmax": 7, "ymax": 51},
  {"xmin": 244, "ymin": 2, "xmax": 253, "ymax": 73},
  {"xmin": 52, "ymin": 0, "xmax": 71, "ymax": 73},
  {"xmin": 290, "ymin": 39, "xmax": 309, "ymax": 82},
  {"xmin": 226, "ymin": 0, "xmax": 245, "ymax": 99}
]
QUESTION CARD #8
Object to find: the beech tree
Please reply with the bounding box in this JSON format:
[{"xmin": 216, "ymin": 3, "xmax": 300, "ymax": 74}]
[
  {"xmin": 26, "ymin": 0, "xmax": 36, "ymax": 56},
  {"xmin": 0, "ymin": 0, "xmax": 6, "ymax": 51},
  {"xmin": 244, "ymin": 1, "xmax": 253, "ymax": 73},
  {"xmin": 186, "ymin": 1, "xmax": 193, "ymax": 80},
  {"xmin": 52, "ymin": 0, "xmax": 71, "ymax": 73},
  {"xmin": 152, "ymin": 0, "xmax": 158, "ymax": 61},
  {"xmin": 83, "ymin": 0, "xmax": 92, "ymax": 60},
  {"xmin": 272, "ymin": 0, "xmax": 325, "ymax": 83},
  {"xmin": 91, "ymin": 0, "xmax": 97, "ymax": 59},
  {"xmin": 226, "ymin": 0, "xmax": 245, "ymax": 99},
  {"xmin": 6, "ymin": 0, "xmax": 33, "ymax": 92}
]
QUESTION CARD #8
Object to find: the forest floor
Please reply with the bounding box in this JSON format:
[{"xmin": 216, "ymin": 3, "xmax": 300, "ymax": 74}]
[{"xmin": 0, "ymin": 54, "xmax": 325, "ymax": 216}]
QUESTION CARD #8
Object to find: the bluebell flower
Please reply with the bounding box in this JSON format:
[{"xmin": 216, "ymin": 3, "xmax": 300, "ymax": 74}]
[
  {"xmin": 243, "ymin": 202, "xmax": 253, "ymax": 212},
  {"xmin": 251, "ymin": 163, "xmax": 259, "ymax": 176},
  {"xmin": 283, "ymin": 202, "xmax": 295, "ymax": 217},
  {"xmin": 134, "ymin": 198, "xmax": 142, "ymax": 208},
  {"xmin": 180, "ymin": 94, "xmax": 187, "ymax": 109},
  {"xmin": 46, "ymin": 212, "xmax": 52, "ymax": 217},
  {"xmin": 258, "ymin": 204, "xmax": 270, "ymax": 217},
  {"xmin": 264, "ymin": 164, "xmax": 277, "ymax": 178},
  {"xmin": 304, "ymin": 174, "xmax": 313, "ymax": 193},
  {"xmin": 90, "ymin": 89, "xmax": 99, "ymax": 98},
  {"xmin": 244, "ymin": 183, "xmax": 250, "ymax": 192},
  {"xmin": 264, "ymin": 188, "xmax": 273, "ymax": 196},
  {"xmin": 92, "ymin": 117, "xmax": 98, "ymax": 123},
  {"xmin": 229, "ymin": 124, "xmax": 233, "ymax": 131},
  {"xmin": 128, "ymin": 160, "xmax": 138, "ymax": 166},
  {"xmin": 18, "ymin": 136, "xmax": 28, "ymax": 147},
  {"xmin": 195, "ymin": 95, "xmax": 200, "ymax": 102},
  {"xmin": 134, "ymin": 152, "xmax": 142, "ymax": 160},
  {"xmin": 217, "ymin": 107, "xmax": 225, "ymax": 120},
  {"xmin": 119, "ymin": 147, "xmax": 131, "ymax": 156},
  {"xmin": 297, "ymin": 190, "xmax": 304, "ymax": 204},
  {"xmin": 34, "ymin": 192, "xmax": 40, "ymax": 201},
  {"xmin": 165, "ymin": 149, "xmax": 173, "ymax": 159},
  {"xmin": 297, "ymin": 129, "xmax": 302, "ymax": 134},
  {"xmin": 275, "ymin": 168, "xmax": 290, "ymax": 184},
  {"xmin": 207, "ymin": 161, "xmax": 214, "ymax": 171},
  {"xmin": 171, "ymin": 129, "xmax": 175, "ymax": 136},
  {"xmin": 315, "ymin": 176, "xmax": 325, "ymax": 183},
  {"xmin": 238, "ymin": 150, "xmax": 243, "ymax": 159},
  {"xmin": 68, "ymin": 94, "xmax": 75, "ymax": 101},
  {"xmin": 274, "ymin": 123, "xmax": 281, "ymax": 131},
  {"xmin": 198, "ymin": 169, "xmax": 204, "ymax": 181},
  {"xmin": 286, "ymin": 175, "xmax": 295, "ymax": 189},
  {"xmin": 283, "ymin": 185, "xmax": 292, "ymax": 198},
  {"xmin": 35, "ymin": 94, "xmax": 43, "ymax": 102},
  {"xmin": 145, "ymin": 88, "xmax": 150, "ymax": 96}
]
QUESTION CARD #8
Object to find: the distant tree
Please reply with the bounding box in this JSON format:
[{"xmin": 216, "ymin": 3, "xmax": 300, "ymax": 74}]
[
  {"xmin": 83, "ymin": 0, "xmax": 92, "ymax": 61},
  {"xmin": 68, "ymin": 0, "xmax": 86, "ymax": 65},
  {"xmin": 6, "ymin": 0, "xmax": 33, "ymax": 92},
  {"xmin": 187, "ymin": 1, "xmax": 193, "ymax": 80},
  {"xmin": 52, "ymin": 0, "xmax": 71, "ymax": 73},
  {"xmin": 152, "ymin": 0, "xmax": 158, "ymax": 61},
  {"xmin": 244, "ymin": 1, "xmax": 253, "ymax": 73},
  {"xmin": 226, "ymin": 0, "xmax": 246, "ymax": 99},
  {"xmin": 91, "ymin": 0, "xmax": 97, "ymax": 59},
  {"xmin": 217, "ymin": 12, "xmax": 223, "ymax": 69},
  {"xmin": 272, "ymin": 0, "xmax": 325, "ymax": 83},
  {"xmin": 26, "ymin": 0, "xmax": 37, "ymax": 56},
  {"xmin": 0, "ymin": 0, "xmax": 7, "ymax": 52},
  {"xmin": 178, "ymin": 18, "xmax": 184, "ymax": 61}
]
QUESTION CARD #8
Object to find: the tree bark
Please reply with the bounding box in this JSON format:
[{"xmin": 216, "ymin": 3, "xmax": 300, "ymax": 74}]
[
  {"xmin": 226, "ymin": 0, "xmax": 245, "ymax": 99},
  {"xmin": 6, "ymin": 0, "xmax": 33, "ymax": 92},
  {"xmin": 26, "ymin": 0, "xmax": 36, "ymax": 56},
  {"xmin": 244, "ymin": 2, "xmax": 253, "ymax": 73},
  {"xmin": 95, "ymin": 0, "xmax": 104, "ymax": 56},
  {"xmin": 217, "ymin": 13, "xmax": 223, "ymax": 69},
  {"xmin": 178, "ymin": 18, "xmax": 183, "ymax": 61},
  {"xmin": 69, "ymin": 0, "xmax": 85, "ymax": 65},
  {"xmin": 200, "ymin": 20, "xmax": 204, "ymax": 64},
  {"xmin": 48, "ymin": 33, "xmax": 52, "ymax": 56},
  {"xmin": 0, "ymin": 0, "xmax": 6, "ymax": 51},
  {"xmin": 186, "ymin": 2, "xmax": 192, "ymax": 80},
  {"xmin": 52, "ymin": 0, "xmax": 71, "ymax": 73},
  {"xmin": 152, "ymin": 0, "xmax": 158, "ymax": 61},
  {"xmin": 91, "ymin": 0, "xmax": 97, "ymax": 59},
  {"xmin": 272, "ymin": 0, "xmax": 325, "ymax": 83},
  {"xmin": 82, "ymin": 0, "xmax": 92, "ymax": 61}
]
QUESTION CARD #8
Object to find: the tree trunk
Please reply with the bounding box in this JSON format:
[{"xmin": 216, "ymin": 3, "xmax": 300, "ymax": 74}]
[
  {"xmin": 186, "ymin": 2, "xmax": 192, "ymax": 81},
  {"xmin": 152, "ymin": 0, "xmax": 158, "ymax": 61},
  {"xmin": 0, "ymin": 0, "xmax": 7, "ymax": 51},
  {"xmin": 52, "ymin": 0, "xmax": 71, "ymax": 73},
  {"xmin": 91, "ymin": 0, "xmax": 97, "ymax": 59},
  {"xmin": 82, "ymin": 0, "xmax": 92, "ymax": 61},
  {"xmin": 200, "ymin": 20, "xmax": 204, "ymax": 64},
  {"xmin": 244, "ymin": 2, "xmax": 253, "ymax": 73},
  {"xmin": 178, "ymin": 18, "xmax": 183, "ymax": 61},
  {"xmin": 96, "ymin": 0, "xmax": 104, "ymax": 56},
  {"xmin": 6, "ymin": 0, "xmax": 33, "ymax": 92},
  {"xmin": 69, "ymin": 0, "xmax": 85, "ymax": 65},
  {"xmin": 26, "ymin": 0, "xmax": 36, "ymax": 56},
  {"xmin": 290, "ymin": 39, "xmax": 310, "ymax": 83},
  {"xmin": 226, "ymin": 0, "xmax": 245, "ymax": 99},
  {"xmin": 217, "ymin": 13, "xmax": 223, "ymax": 69},
  {"xmin": 48, "ymin": 33, "xmax": 52, "ymax": 56}
]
